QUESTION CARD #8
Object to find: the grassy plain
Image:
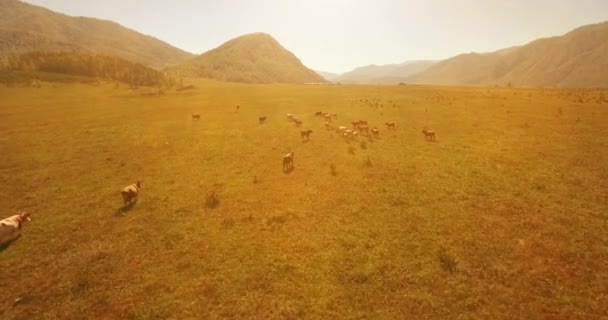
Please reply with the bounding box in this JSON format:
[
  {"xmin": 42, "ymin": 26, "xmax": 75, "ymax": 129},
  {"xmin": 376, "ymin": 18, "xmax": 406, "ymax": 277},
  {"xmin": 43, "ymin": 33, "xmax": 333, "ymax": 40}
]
[{"xmin": 1, "ymin": 80, "xmax": 607, "ymax": 319}]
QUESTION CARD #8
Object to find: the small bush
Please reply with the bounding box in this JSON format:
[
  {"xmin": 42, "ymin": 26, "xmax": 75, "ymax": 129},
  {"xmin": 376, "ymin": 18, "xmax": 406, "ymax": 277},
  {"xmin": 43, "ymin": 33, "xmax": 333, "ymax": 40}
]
[
  {"xmin": 438, "ymin": 247, "xmax": 458, "ymax": 273},
  {"xmin": 205, "ymin": 190, "xmax": 220, "ymax": 209},
  {"xmin": 221, "ymin": 217, "xmax": 235, "ymax": 229},
  {"xmin": 242, "ymin": 213, "xmax": 254, "ymax": 223}
]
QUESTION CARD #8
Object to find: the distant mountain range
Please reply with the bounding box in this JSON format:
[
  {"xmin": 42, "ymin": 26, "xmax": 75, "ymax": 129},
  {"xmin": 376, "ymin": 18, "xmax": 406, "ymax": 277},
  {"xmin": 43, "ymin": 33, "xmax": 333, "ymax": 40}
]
[
  {"xmin": 315, "ymin": 70, "xmax": 340, "ymax": 82},
  {"xmin": 409, "ymin": 22, "xmax": 608, "ymax": 87},
  {"xmin": 0, "ymin": 0, "xmax": 193, "ymax": 68},
  {"xmin": 169, "ymin": 33, "xmax": 326, "ymax": 84},
  {"xmin": 1, "ymin": 0, "xmax": 607, "ymax": 87},
  {"xmin": 322, "ymin": 61, "xmax": 437, "ymax": 84}
]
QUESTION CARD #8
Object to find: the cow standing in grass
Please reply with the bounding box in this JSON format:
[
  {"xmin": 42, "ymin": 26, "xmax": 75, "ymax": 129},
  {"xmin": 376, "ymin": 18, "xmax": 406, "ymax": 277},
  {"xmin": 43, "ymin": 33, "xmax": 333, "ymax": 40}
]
[
  {"xmin": 422, "ymin": 129, "xmax": 436, "ymax": 141},
  {"xmin": 283, "ymin": 152, "xmax": 294, "ymax": 172},
  {"xmin": 121, "ymin": 181, "xmax": 142, "ymax": 207},
  {"xmin": 358, "ymin": 125, "xmax": 369, "ymax": 135},
  {"xmin": 301, "ymin": 129, "xmax": 313, "ymax": 141},
  {"xmin": 259, "ymin": 116, "xmax": 267, "ymax": 124},
  {"xmin": 371, "ymin": 127, "xmax": 380, "ymax": 137}
]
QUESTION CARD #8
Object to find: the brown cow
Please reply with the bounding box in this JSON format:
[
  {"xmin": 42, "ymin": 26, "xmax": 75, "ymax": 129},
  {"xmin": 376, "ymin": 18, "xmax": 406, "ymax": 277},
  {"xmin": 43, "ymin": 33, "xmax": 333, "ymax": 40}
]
[
  {"xmin": 121, "ymin": 181, "xmax": 142, "ymax": 206},
  {"xmin": 192, "ymin": 114, "xmax": 201, "ymax": 120},
  {"xmin": 259, "ymin": 116, "xmax": 267, "ymax": 124},
  {"xmin": 301, "ymin": 129, "xmax": 313, "ymax": 140},
  {"xmin": 385, "ymin": 122, "xmax": 396, "ymax": 129},
  {"xmin": 371, "ymin": 127, "xmax": 380, "ymax": 137},
  {"xmin": 283, "ymin": 152, "xmax": 294, "ymax": 172},
  {"xmin": 422, "ymin": 129, "xmax": 436, "ymax": 141},
  {"xmin": 293, "ymin": 119, "xmax": 303, "ymax": 127}
]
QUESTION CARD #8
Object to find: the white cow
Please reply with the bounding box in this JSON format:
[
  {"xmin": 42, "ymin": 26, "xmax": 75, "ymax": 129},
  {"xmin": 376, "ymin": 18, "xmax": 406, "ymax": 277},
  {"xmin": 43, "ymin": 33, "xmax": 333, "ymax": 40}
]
[{"xmin": 0, "ymin": 212, "xmax": 31, "ymax": 245}]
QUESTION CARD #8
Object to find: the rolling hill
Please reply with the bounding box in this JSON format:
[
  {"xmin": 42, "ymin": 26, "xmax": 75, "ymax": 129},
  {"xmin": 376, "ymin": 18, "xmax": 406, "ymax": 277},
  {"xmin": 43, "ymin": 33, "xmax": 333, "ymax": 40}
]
[
  {"xmin": 0, "ymin": 0, "xmax": 194, "ymax": 68},
  {"xmin": 170, "ymin": 33, "xmax": 327, "ymax": 84},
  {"xmin": 410, "ymin": 22, "xmax": 608, "ymax": 87},
  {"xmin": 332, "ymin": 61, "xmax": 436, "ymax": 84}
]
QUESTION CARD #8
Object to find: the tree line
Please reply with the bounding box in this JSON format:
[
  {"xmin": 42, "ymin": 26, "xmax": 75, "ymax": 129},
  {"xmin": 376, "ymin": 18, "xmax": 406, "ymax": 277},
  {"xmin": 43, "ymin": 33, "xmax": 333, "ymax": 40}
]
[{"xmin": 4, "ymin": 52, "xmax": 174, "ymax": 87}]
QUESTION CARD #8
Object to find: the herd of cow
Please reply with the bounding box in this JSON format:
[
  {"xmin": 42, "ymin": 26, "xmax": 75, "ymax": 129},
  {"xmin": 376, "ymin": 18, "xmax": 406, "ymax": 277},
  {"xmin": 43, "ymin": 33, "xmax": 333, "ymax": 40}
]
[
  {"xmin": 1, "ymin": 101, "xmax": 437, "ymax": 249},
  {"xmin": 275, "ymin": 108, "xmax": 437, "ymax": 173}
]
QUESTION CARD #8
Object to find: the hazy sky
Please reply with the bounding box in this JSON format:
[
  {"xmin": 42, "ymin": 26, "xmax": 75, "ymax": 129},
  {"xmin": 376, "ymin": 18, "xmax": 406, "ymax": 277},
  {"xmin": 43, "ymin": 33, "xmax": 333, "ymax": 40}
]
[{"xmin": 25, "ymin": 0, "xmax": 608, "ymax": 73}]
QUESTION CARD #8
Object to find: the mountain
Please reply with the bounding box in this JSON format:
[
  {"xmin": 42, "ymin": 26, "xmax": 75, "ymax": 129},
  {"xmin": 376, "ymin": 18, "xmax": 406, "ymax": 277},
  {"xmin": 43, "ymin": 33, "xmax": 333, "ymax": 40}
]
[
  {"xmin": 0, "ymin": 0, "xmax": 193, "ymax": 68},
  {"xmin": 315, "ymin": 70, "xmax": 339, "ymax": 82},
  {"xmin": 170, "ymin": 33, "xmax": 326, "ymax": 84},
  {"xmin": 332, "ymin": 61, "xmax": 436, "ymax": 84},
  {"xmin": 410, "ymin": 22, "xmax": 608, "ymax": 87}
]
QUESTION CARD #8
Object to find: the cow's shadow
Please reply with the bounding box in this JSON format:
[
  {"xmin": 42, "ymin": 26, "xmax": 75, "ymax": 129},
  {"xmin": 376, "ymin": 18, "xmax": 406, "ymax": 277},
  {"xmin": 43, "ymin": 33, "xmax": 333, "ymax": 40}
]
[
  {"xmin": 0, "ymin": 237, "xmax": 19, "ymax": 252},
  {"xmin": 115, "ymin": 202, "xmax": 137, "ymax": 216},
  {"xmin": 283, "ymin": 166, "xmax": 295, "ymax": 174}
]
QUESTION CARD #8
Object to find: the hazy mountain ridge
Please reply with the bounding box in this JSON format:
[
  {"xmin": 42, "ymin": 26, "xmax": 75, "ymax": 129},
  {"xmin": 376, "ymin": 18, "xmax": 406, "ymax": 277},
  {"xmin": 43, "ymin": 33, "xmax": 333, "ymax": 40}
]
[
  {"xmin": 1, "ymin": 0, "xmax": 607, "ymax": 87},
  {"xmin": 410, "ymin": 22, "xmax": 608, "ymax": 87},
  {"xmin": 315, "ymin": 70, "xmax": 339, "ymax": 82},
  {"xmin": 0, "ymin": 0, "xmax": 194, "ymax": 68},
  {"xmin": 171, "ymin": 33, "xmax": 327, "ymax": 84},
  {"xmin": 330, "ymin": 60, "xmax": 437, "ymax": 84}
]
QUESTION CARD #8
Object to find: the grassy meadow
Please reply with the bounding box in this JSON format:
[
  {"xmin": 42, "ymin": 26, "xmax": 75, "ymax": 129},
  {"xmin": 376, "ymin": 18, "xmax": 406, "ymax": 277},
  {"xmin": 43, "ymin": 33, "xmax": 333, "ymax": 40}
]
[{"xmin": 1, "ymin": 80, "xmax": 607, "ymax": 319}]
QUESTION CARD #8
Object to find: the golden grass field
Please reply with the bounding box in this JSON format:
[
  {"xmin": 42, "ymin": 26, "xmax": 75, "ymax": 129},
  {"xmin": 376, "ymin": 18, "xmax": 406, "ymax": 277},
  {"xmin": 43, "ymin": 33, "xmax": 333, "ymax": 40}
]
[{"xmin": 1, "ymin": 80, "xmax": 607, "ymax": 319}]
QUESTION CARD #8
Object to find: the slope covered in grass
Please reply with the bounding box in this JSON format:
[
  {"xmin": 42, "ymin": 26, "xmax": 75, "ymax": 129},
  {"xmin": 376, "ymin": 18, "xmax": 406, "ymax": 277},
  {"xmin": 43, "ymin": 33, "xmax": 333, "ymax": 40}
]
[
  {"xmin": 411, "ymin": 22, "xmax": 608, "ymax": 87},
  {"xmin": 0, "ymin": 0, "xmax": 193, "ymax": 68},
  {"xmin": 171, "ymin": 33, "xmax": 327, "ymax": 84},
  {"xmin": 3, "ymin": 52, "xmax": 172, "ymax": 87}
]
